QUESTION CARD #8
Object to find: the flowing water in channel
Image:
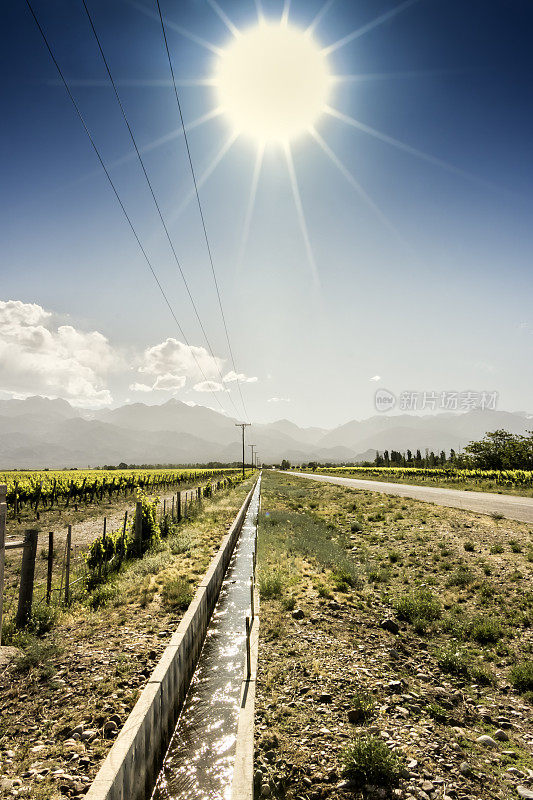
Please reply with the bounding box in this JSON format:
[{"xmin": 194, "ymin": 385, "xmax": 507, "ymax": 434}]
[{"xmin": 151, "ymin": 477, "xmax": 261, "ymax": 800}]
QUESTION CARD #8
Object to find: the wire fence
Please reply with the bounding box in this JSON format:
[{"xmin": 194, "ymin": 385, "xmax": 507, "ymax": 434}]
[{"xmin": 0, "ymin": 474, "xmax": 252, "ymax": 644}]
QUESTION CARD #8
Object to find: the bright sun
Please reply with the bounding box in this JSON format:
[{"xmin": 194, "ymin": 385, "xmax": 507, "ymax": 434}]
[{"xmin": 214, "ymin": 23, "xmax": 331, "ymax": 143}]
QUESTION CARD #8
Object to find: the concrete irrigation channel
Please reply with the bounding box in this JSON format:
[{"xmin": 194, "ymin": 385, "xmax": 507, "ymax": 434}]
[{"xmin": 85, "ymin": 476, "xmax": 261, "ymax": 800}]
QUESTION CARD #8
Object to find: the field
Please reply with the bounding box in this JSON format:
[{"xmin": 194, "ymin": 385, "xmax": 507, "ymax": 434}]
[
  {"xmin": 299, "ymin": 466, "xmax": 533, "ymax": 498},
  {"xmin": 0, "ymin": 469, "xmax": 252, "ymax": 635},
  {"xmin": 0, "ymin": 475, "xmax": 256, "ymax": 800},
  {"xmin": 0, "ymin": 467, "xmax": 241, "ymax": 518},
  {"xmin": 255, "ymin": 471, "xmax": 533, "ymax": 800}
]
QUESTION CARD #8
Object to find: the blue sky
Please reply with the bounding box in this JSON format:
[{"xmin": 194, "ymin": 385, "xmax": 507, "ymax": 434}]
[{"xmin": 1, "ymin": 0, "xmax": 532, "ymax": 427}]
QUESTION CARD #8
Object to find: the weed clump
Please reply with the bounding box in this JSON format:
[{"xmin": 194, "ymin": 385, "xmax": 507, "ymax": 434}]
[
  {"xmin": 340, "ymin": 735, "xmax": 403, "ymax": 791},
  {"xmin": 463, "ymin": 614, "xmax": 503, "ymax": 644},
  {"xmin": 435, "ymin": 646, "xmax": 470, "ymax": 678},
  {"xmin": 394, "ymin": 589, "xmax": 441, "ymax": 627},
  {"xmin": 14, "ymin": 635, "xmax": 62, "ymax": 681},
  {"xmin": 161, "ymin": 576, "xmax": 193, "ymax": 609},
  {"xmin": 509, "ymin": 660, "xmax": 533, "ymax": 693},
  {"xmin": 259, "ymin": 569, "xmax": 285, "ymax": 599}
]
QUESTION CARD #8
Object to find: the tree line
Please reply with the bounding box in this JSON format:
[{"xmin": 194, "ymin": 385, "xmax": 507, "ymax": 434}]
[{"xmin": 372, "ymin": 430, "xmax": 533, "ymax": 470}]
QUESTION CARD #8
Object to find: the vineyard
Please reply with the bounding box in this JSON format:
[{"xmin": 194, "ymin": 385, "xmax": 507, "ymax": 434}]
[
  {"xmin": 0, "ymin": 467, "xmax": 241, "ymax": 516},
  {"xmin": 301, "ymin": 465, "xmax": 533, "ymax": 493}
]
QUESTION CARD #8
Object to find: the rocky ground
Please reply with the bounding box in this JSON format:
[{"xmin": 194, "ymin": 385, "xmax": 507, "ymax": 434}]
[
  {"xmin": 0, "ymin": 478, "xmax": 254, "ymax": 799},
  {"xmin": 254, "ymin": 472, "xmax": 533, "ymax": 800}
]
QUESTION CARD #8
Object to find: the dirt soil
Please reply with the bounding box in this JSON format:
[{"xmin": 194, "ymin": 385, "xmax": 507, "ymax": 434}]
[{"xmin": 254, "ymin": 471, "xmax": 533, "ymax": 800}]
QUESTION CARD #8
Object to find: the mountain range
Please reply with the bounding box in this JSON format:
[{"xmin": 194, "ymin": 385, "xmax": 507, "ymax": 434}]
[{"xmin": 0, "ymin": 396, "xmax": 531, "ymax": 469}]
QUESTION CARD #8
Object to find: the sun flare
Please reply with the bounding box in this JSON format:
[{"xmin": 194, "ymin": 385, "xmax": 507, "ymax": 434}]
[{"xmin": 214, "ymin": 22, "xmax": 331, "ymax": 143}]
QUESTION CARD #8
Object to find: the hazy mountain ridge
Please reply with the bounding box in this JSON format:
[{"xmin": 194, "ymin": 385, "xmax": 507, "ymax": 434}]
[{"xmin": 0, "ymin": 396, "xmax": 531, "ymax": 469}]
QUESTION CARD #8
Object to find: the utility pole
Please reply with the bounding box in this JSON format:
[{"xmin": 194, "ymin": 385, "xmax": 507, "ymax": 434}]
[
  {"xmin": 235, "ymin": 423, "xmax": 251, "ymax": 479},
  {"xmin": 248, "ymin": 444, "xmax": 256, "ymax": 471}
]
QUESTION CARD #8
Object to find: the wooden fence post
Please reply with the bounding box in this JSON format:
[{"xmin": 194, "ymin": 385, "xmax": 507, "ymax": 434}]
[
  {"xmin": 46, "ymin": 531, "xmax": 54, "ymax": 605},
  {"xmin": 0, "ymin": 485, "xmax": 7, "ymax": 645},
  {"xmin": 135, "ymin": 500, "xmax": 142, "ymax": 555},
  {"xmin": 16, "ymin": 529, "xmax": 38, "ymax": 628},
  {"xmin": 64, "ymin": 526, "xmax": 72, "ymax": 606},
  {"xmin": 121, "ymin": 510, "xmax": 128, "ymax": 561},
  {"xmin": 177, "ymin": 492, "xmax": 182, "ymax": 523}
]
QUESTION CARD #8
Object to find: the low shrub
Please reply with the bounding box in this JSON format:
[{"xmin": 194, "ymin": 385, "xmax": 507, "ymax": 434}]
[
  {"xmin": 463, "ymin": 614, "xmax": 503, "ymax": 644},
  {"xmin": 14, "ymin": 635, "xmax": 61, "ymax": 679},
  {"xmin": 281, "ymin": 595, "xmax": 296, "ymax": 611},
  {"xmin": 509, "ymin": 660, "xmax": 533, "ymax": 693},
  {"xmin": 161, "ymin": 576, "xmax": 193, "ymax": 610},
  {"xmin": 340, "ymin": 735, "xmax": 403, "ymax": 791},
  {"xmin": 447, "ymin": 566, "xmax": 474, "ymax": 588},
  {"xmin": 435, "ymin": 646, "xmax": 470, "ymax": 678},
  {"xmin": 259, "ymin": 569, "xmax": 284, "ymax": 599},
  {"xmin": 394, "ymin": 589, "xmax": 441, "ymax": 625}
]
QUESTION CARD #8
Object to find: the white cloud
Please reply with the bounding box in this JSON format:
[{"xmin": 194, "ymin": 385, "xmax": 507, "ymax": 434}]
[
  {"xmin": 267, "ymin": 397, "xmax": 291, "ymax": 403},
  {"xmin": 370, "ymin": 375, "xmax": 381, "ymax": 382},
  {"xmin": 0, "ymin": 300, "xmax": 116, "ymax": 407},
  {"xmin": 153, "ymin": 373, "xmax": 187, "ymax": 391},
  {"xmin": 223, "ymin": 370, "xmax": 258, "ymax": 384},
  {"xmin": 194, "ymin": 380, "xmax": 226, "ymax": 393},
  {"xmin": 129, "ymin": 372, "xmax": 187, "ymax": 394},
  {"xmin": 139, "ymin": 337, "xmax": 222, "ymax": 383},
  {"xmin": 129, "ymin": 382, "xmax": 152, "ymax": 393}
]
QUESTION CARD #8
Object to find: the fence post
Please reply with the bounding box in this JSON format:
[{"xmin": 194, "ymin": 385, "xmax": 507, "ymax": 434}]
[
  {"xmin": 177, "ymin": 492, "xmax": 182, "ymax": 523},
  {"xmin": 135, "ymin": 500, "xmax": 142, "ymax": 555},
  {"xmin": 15, "ymin": 529, "xmax": 38, "ymax": 628},
  {"xmin": 64, "ymin": 526, "xmax": 72, "ymax": 606},
  {"xmin": 121, "ymin": 510, "xmax": 128, "ymax": 561},
  {"xmin": 46, "ymin": 531, "xmax": 54, "ymax": 605},
  {"xmin": 171, "ymin": 496, "xmax": 175, "ymax": 520},
  {"xmin": 0, "ymin": 485, "xmax": 7, "ymax": 645},
  {"xmin": 245, "ymin": 615, "xmax": 251, "ymax": 679}
]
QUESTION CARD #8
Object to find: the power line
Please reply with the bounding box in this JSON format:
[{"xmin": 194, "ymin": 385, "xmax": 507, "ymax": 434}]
[
  {"xmin": 25, "ymin": 0, "xmax": 230, "ymax": 417},
  {"xmin": 81, "ymin": 0, "xmax": 243, "ymax": 420},
  {"xmin": 155, "ymin": 0, "xmax": 251, "ymax": 424}
]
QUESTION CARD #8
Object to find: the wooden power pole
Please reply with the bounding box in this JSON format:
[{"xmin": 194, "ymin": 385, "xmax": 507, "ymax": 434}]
[{"xmin": 235, "ymin": 423, "xmax": 251, "ymax": 479}]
